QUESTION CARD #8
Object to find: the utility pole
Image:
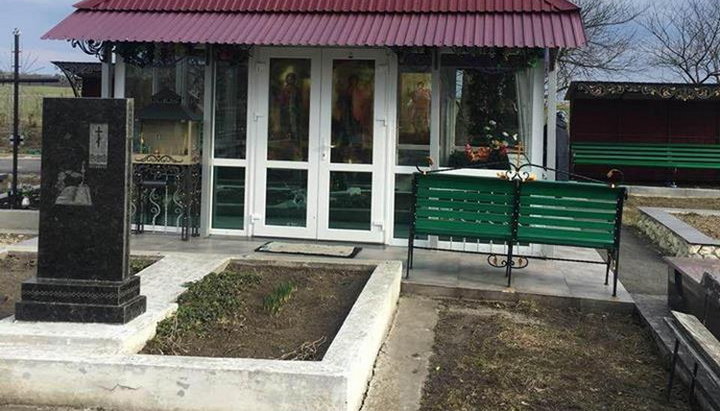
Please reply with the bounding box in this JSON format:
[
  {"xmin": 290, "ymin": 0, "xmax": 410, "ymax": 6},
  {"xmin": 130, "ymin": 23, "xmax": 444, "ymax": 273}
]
[
  {"xmin": 11, "ymin": 28, "xmax": 20, "ymax": 209},
  {"xmin": 1, "ymin": 29, "xmax": 58, "ymax": 208}
]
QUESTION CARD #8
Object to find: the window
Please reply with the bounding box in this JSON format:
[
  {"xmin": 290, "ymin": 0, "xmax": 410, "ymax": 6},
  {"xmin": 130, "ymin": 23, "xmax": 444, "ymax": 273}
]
[
  {"xmin": 397, "ymin": 61, "xmax": 432, "ymax": 167},
  {"xmin": 439, "ymin": 67, "xmax": 519, "ymax": 167},
  {"xmin": 214, "ymin": 54, "xmax": 249, "ymax": 159}
]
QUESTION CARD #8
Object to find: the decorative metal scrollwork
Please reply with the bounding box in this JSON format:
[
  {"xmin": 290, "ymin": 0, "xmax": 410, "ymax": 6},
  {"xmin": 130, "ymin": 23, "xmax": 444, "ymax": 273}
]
[
  {"xmin": 487, "ymin": 254, "xmax": 529, "ymax": 270},
  {"xmin": 134, "ymin": 154, "xmax": 184, "ymax": 164},
  {"xmin": 70, "ymin": 39, "xmax": 114, "ymax": 62}
]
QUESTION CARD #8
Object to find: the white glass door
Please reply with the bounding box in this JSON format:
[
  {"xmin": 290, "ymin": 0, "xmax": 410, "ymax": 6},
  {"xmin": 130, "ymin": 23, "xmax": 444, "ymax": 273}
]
[
  {"xmin": 253, "ymin": 49, "xmax": 321, "ymax": 239},
  {"xmin": 317, "ymin": 50, "xmax": 388, "ymax": 242},
  {"xmin": 252, "ymin": 49, "xmax": 387, "ymax": 243}
]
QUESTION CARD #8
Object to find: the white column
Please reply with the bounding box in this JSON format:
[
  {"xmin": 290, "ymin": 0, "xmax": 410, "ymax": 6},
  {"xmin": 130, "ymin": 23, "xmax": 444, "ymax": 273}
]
[
  {"xmin": 113, "ymin": 54, "xmax": 126, "ymax": 98},
  {"xmin": 100, "ymin": 50, "xmax": 113, "ymax": 98},
  {"xmin": 546, "ymin": 56, "xmax": 558, "ymax": 181},
  {"xmin": 530, "ymin": 61, "xmax": 545, "ymax": 174},
  {"xmin": 199, "ymin": 47, "xmax": 214, "ymax": 237}
]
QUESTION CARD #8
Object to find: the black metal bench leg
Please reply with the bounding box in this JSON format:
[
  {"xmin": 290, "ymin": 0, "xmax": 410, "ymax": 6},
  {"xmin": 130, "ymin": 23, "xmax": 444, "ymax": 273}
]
[
  {"xmin": 506, "ymin": 243, "xmax": 514, "ymax": 288},
  {"xmin": 612, "ymin": 249, "xmax": 620, "ymax": 297},
  {"xmin": 406, "ymin": 235, "xmax": 415, "ymax": 279},
  {"xmin": 605, "ymin": 252, "xmax": 612, "ymax": 286},
  {"xmin": 667, "ymin": 338, "xmax": 680, "ymax": 400}
]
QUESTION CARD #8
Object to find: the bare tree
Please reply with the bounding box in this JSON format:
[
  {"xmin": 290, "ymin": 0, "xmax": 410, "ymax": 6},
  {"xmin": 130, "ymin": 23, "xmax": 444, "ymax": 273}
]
[
  {"xmin": 557, "ymin": 0, "xmax": 642, "ymax": 90},
  {"xmin": 644, "ymin": 0, "xmax": 720, "ymax": 84}
]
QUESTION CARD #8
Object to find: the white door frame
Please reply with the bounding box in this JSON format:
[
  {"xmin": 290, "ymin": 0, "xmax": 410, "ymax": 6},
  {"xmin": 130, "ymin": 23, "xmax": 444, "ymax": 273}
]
[
  {"xmin": 316, "ymin": 49, "xmax": 388, "ymax": 243},
  {"xmin": 248, "ymin": 47, "xmax": 389, "ymax": 243},
  {"xmin": 251, "ymin": 48, "xmax": 322, "ymax": 239}
]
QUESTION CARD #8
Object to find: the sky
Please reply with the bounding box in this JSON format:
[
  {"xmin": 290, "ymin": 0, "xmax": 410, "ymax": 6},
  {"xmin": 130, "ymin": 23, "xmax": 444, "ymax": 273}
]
[
  {"xmin": 0, "ymin": 0, "xmax": 92, "ymax": 74},
  {"xmin": 0, "ymin": 0, "xmax": 674, "ymax": 81}
]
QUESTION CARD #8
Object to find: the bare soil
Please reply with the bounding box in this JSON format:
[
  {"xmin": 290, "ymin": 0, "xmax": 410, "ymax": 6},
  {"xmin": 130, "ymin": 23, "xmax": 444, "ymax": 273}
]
[
  {"xmin": 420, "ymin": 299, "xmax": 690, "ymax": 411},
  {"xmin": 624, "ymin": 195, "xmax": 720, "ymax": 227},
  {"xmin": 0, "ymin": 255, "xmax": 156, "ymax": 320},
  {"xmin": 142, "ymin": 262, "xmax": 372, "ymax": 360},
  {"xmin": 675, "ymin": 213, "xmax": 720, "ymax": 239}
]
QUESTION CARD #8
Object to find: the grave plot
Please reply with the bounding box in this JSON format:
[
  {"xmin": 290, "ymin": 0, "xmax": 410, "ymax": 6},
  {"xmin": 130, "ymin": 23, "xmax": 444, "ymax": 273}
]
[
  {"xmin": 142, "ymin": 262, "xmax": 373, "ymax": 360},
  {"xmin": 420, "ymin": 299, "xmax": 691, "ymax": 411},
  {"xmin": 675, "ymin": 213, "xmax": 720, "ymax": 240},
  {"xmin": 0, "ymin": 257, "xmax": 402, "ymax": 411},
  {"xmin": 636, "ymin": 208, "xmax": 720, "ymax": 259}
]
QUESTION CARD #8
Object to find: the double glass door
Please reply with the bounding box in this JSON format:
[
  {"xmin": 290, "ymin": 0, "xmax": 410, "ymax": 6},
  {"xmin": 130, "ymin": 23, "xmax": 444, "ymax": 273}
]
[{"xmin": 253, "ymin": 49, "xmax": 387, "ymax": 242}]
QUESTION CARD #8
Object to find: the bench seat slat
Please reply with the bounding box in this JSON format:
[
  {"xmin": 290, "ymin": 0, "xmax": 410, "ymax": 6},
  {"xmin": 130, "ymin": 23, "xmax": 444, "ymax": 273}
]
[
  {"xmin": 417, "ymin": 175, "xmax": 514, "ymax": 191},
  {"xmin": 521, "ymin": 181, "xmax": 622, "ymax": 201},
  {"xmin": 520, "ymin": 205, "xmax": 616, "ymax": 221},
  {"xmin": 519, "ymin": 195, "xmax": 617, "ymax": 210},
  {"xmin": 417, "ymin": 187, "xmax": 513, "ymax": 202},
  {"xmin": 516, "ymin": 226, "xmax": 614, "ymax": 248},
  {"xmin": 415, "ymin": 218, "xmax": 512, "ymax": 241},
  {"xmin": 518, "ymin": 216, "xmax": 616, "ymax": 231},
  {"xmin": 416, "ymin": 199, "xmax": 513, "ymax": 213},
  {"xmin": 416, "ymin": 208, "xmax": 512, "ymax": 223}
]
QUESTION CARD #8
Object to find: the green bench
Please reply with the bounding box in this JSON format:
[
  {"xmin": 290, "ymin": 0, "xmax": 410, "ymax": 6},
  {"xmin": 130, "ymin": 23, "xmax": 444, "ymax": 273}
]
[
  {"xmin": 572, "ymin": 142, "xmax": 720, "ymax": 170},
  {"xmin": 406, "ymin": 172, "xmax": 627, "ymax": 296}
]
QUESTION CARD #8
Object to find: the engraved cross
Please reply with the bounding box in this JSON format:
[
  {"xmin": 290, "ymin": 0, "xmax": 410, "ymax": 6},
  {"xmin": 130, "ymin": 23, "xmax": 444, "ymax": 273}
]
[{"xmin": 94, "ymin": 126, "xmax": 103, "ymax": 148}]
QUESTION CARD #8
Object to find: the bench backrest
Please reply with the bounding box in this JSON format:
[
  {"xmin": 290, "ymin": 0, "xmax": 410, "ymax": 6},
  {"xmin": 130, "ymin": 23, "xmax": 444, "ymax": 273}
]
[
  {"xmin": 572, "ymin": 142, "xmax": 720, "ymax": 169},
  {"xmin": 516, "ymin": 180, "xmax": 625, "ymax": 250},
  {"xmin": 413, "ymin": 173, "xmax": 516, "ymax": 242},
  {"xmin": 411, "ymin": 173, "xmax": 626, "ymax": 252}
]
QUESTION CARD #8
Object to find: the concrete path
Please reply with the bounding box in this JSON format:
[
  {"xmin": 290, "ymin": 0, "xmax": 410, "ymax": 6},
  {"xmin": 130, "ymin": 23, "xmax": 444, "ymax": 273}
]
[
  {"xmin": 8, "ymin": 233, "xmax": 634, "ymax": 311},
  {"xmin": 361, "ymin": 296, "xmax": 439, "ymax": 411}
]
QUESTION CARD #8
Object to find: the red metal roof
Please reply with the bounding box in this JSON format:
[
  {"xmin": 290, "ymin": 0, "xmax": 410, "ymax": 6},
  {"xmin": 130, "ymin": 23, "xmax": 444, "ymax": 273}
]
[
  {"xmin": 73, "ymin": 0, "xmax": 579, "ymax": 13},
  {"xmin": 45, "ymin": 1, "xmax": 586, "ymax": 48}
]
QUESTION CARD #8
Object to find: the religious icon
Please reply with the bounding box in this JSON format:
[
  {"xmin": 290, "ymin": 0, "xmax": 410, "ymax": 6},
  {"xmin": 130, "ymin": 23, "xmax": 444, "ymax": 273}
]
[
  {"xmin": 268, "ymin": 59, "xmax": 311, "ymax": 161},
  {"xmin": 409, "ymin": 81, "xmax": 431, "ymax": 133},
  {"xmin": 331, "ymin": 60, "xmax": 375, "ymax": 164}
]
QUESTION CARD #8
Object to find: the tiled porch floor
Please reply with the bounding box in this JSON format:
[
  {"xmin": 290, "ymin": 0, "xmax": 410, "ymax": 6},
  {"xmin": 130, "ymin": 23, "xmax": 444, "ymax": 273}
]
[{"xmin": 10, "ymin": 233, "xmax": 634, "ymax": 308}]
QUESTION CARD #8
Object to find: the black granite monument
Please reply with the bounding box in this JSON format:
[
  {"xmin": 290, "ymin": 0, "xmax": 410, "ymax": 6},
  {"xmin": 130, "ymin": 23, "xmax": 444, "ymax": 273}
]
[{"xmin": 15, "ymin": 98, "xmax": 146, "ymax": 324}]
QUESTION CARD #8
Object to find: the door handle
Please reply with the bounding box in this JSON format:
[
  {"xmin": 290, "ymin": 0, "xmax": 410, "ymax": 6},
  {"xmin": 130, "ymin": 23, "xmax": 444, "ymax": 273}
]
[
  {"xmin": 376, "ymin": 118, "xmax": 387, "ymax": 127},
  {"xmin": 322, "ymin": 144, "xmax": 336, "ymax": 160}
]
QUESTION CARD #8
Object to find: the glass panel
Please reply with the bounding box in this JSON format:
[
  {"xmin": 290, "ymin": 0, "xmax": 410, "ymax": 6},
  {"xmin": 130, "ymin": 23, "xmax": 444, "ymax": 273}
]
[
  {"xmin": 330, "ymin": 60, "xmax": 375, "ymax": 164},
  {"xmin": 212, "ymin": 167, "xmax": 245, "ymax": 229},
  {"xmin": 267, "ymin": 59, "xmax": 311, "ymax": 161},
  {"xmin": 126, "ymin": 55, "xmax": 205, "ymax": 158},
  {"xmin": 125, "ymin": 64, "xmax": 153, "ymax": 115},
  {"xmin": 393, "ymin": 174, "xmax": 414, "ymax": 239},
  {"xmin": 397, "ymin": 71, "xmax": 432, "ymax": 166},
  {"xmin": 214, "ymin": 58, "xmax": 249, "ymax": 159},
  {"xmin": 329, "ymin": 172, "xmax": 372, "ymax": 230},
  {"xmin": 265, "ymin": 169, "xmax": 308, "ymax": 227},
  {"xmin": 439, "ymin": 67, "xmax": 518, "ymax": 168}
]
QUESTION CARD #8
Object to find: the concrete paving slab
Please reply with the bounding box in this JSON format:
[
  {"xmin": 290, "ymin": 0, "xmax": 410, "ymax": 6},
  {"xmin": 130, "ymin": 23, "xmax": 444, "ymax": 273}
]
[
  {"xmin": 6, "ymin": 232, "xmax": 636, "ymax": 316},
  {"xmin": 361, "ymin": 296, "xmax": 439, "ymax": 411}
]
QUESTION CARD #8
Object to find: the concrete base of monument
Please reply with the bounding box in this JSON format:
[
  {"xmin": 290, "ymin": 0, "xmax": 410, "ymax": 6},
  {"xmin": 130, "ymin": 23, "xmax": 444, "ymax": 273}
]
[{"xmin": 0, "ymin": 253, "xmax": 402, "ymax": 411}]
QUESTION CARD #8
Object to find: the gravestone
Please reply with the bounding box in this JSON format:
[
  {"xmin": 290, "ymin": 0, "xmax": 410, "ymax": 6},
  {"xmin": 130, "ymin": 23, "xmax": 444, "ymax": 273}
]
[{"xmin": 15, "ymin": 98, "xmax": 146, "ymax": 324}]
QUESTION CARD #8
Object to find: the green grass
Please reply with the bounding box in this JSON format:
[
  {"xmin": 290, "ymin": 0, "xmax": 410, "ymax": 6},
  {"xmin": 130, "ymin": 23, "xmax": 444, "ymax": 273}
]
[
  {"xmin": 152, "ymin": 270, "xmax": 261, "ymax": 340},
  {"xmin": 263, "ymin": 281, "xmax": 296, "ymax": 315},
  {"xmin": 0, "ymin": 84, "xmax": 75, "ymax": 153}
]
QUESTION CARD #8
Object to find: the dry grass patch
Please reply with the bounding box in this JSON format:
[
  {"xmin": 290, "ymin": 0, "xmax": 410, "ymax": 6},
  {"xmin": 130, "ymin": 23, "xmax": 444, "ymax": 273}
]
[{"xmin": 421, "ymin": 300, "xmax": 690, "ymax": 411}]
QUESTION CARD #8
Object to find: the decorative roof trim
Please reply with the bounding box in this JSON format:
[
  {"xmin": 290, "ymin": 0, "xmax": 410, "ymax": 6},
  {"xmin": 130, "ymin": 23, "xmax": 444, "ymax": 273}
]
[{"xmin": 566, "ymin": 81, "xmax": 720, "ymax": 102}]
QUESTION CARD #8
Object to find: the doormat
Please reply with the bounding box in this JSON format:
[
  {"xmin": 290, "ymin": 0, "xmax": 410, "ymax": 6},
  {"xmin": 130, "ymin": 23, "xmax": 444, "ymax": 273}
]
[{"xmin": 255, "ymin": 241, "xmax": 362, "ymax": 258}]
